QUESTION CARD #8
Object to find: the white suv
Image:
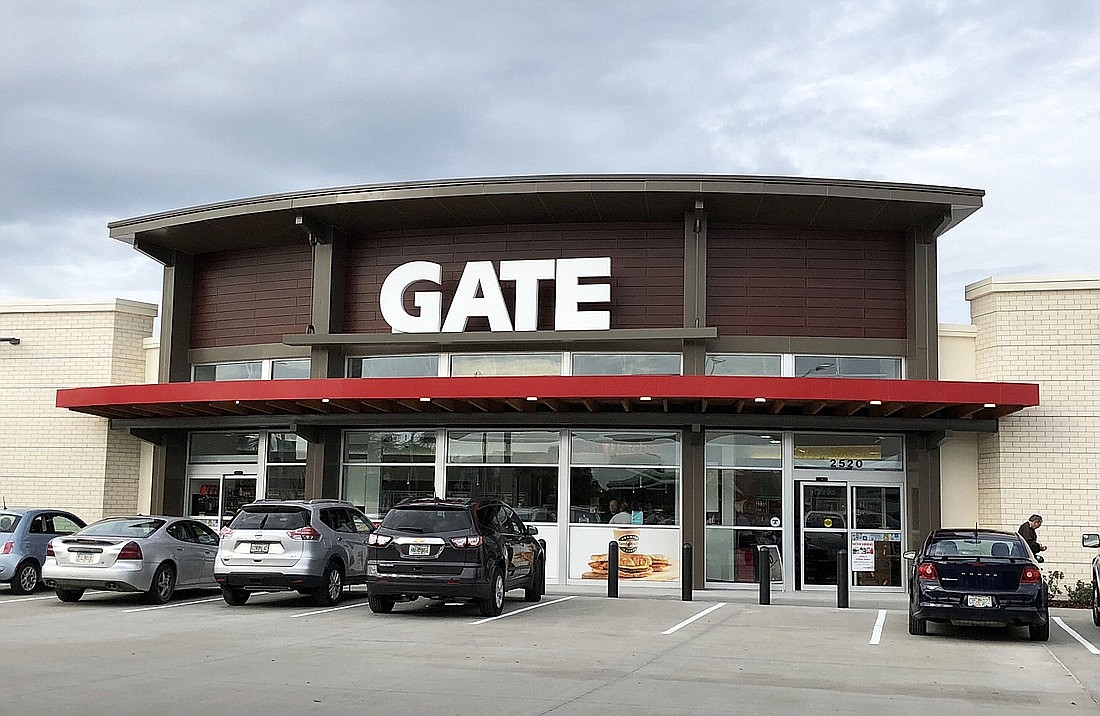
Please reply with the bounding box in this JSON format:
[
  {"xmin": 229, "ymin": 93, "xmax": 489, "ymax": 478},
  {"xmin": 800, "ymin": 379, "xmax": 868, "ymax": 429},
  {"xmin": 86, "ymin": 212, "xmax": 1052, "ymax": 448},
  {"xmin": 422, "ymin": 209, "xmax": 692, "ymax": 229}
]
[{"xmin": 215, "ymin": 499, "xmax": 373, "ymax": 606}]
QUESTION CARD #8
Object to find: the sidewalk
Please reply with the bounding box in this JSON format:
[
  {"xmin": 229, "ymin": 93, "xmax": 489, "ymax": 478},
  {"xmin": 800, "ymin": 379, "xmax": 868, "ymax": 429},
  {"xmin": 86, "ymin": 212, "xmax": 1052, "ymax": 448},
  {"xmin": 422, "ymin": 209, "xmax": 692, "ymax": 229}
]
[{"xmin": 547, "ymin": 582, "xmax": 909, "ymax": 611}]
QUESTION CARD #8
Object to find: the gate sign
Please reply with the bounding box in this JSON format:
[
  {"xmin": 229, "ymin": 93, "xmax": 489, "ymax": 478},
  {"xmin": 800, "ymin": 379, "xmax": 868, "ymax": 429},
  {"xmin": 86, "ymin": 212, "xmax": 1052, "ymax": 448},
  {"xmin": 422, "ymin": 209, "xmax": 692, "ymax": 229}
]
[{"xmin": 380, "ymin": 257, "xmax": 612, "ymax": 334}]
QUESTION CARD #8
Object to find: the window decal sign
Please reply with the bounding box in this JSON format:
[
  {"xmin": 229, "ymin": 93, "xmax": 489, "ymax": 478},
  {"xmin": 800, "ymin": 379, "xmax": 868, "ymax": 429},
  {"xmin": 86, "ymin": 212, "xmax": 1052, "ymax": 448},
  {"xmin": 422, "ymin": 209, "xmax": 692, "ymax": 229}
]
[{"xmin": 380, "ymin": 257, "xmax": 611, "ymax": 333}]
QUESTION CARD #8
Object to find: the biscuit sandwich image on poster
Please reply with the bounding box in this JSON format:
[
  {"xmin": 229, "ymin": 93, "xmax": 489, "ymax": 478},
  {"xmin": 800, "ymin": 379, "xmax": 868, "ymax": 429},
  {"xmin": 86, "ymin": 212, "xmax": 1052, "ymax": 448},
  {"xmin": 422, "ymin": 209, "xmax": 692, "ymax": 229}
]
[{"xmin": 570, "ymin": 526, "xmax": 680, "ymax": 582}]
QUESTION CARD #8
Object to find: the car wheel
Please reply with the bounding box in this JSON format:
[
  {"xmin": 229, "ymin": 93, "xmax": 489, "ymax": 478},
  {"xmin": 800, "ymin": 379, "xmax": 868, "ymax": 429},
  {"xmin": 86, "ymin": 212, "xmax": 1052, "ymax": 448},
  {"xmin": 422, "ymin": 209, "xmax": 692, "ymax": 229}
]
[
  {"xmin": 10, "ymin": 560, "xmax": 40, "ymax": 595},
  {"xmin": 478, "ymin": 566, "xmax": 505, "ymax": 617},
  {"xmin": 368, "ymin": 593, "xmax": 395, "ymax": 613},
  {"xmin": 145, "ymin": 563, "xmax": 177, "ymax": 605},
  {"xmin": 313, "ymin": 562, "xmax": 344, "ymax": 607},
  {"xmin": 908, "ymin": 610, "xmax": 927, "ymax": 636},
  {"xmin": 222, "ymin": 586, "xmax": 249, "ymax": 606},
  {"xmin": 1029, "ymin": 619, "xmax": 1050, "ymax": 642},
  {"xmin": 56, "ymin": 588, "xmax": 84, "ymax": 602},
  {"xmin": 1092, "ymin": 579, "xmax": 1100, "ymax": 627},
  {"xmin": 524, "ymin": 559, "xmax": 545, "ymax": 603}
]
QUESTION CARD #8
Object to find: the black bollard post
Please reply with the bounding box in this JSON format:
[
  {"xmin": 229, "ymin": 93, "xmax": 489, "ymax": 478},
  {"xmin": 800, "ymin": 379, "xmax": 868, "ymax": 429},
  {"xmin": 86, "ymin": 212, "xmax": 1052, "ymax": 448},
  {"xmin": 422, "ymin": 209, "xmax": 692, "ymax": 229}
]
[
  {"xmin": 837, "ymin": 548, "xmax": 849, "ymax": 609},
  {"xmin": 757, "ymin": 544, "xmax": 771, "ymax": 605},
  {"xmin": 681, "ymin": 543, "xmax": 693, "ymax": 601},
  {"xmin": 608, "ymin": 540, "xmax": 619, "ymax": 598}
]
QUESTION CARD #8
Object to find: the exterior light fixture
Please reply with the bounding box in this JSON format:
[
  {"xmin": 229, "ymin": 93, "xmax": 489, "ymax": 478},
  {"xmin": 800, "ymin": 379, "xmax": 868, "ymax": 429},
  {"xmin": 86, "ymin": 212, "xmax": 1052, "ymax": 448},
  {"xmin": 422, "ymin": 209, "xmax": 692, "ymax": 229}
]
[
  {"xmin": 419, "ymin": 397, "xmax": 431, "ymax": 402},
  {"xmin": 321, "ymin": 398, "xmax": 331, "ymax": 403},
  {"xmin": 526, "ymin": 396, "xmax": 538, "ymax": 402},
  {"xmin": 639, "ymin": 396, "xmax": 652, "ymax": 401},
  {"xmin": 234, "ymin": 400, "xmax": 241, "ymax": 405},
  {"xmin": 754, "ymin": 397, "xmax": 766, "ymax": 403},
  {"xmin": 984, "ymin": 403, "xmax": 997, "ymax": 408},
  {"xmin": 0, "ymin": 337, "xmax": 20, "ymax": 346},
  {"xmin": 869, "ymin": 400, "xmax": 882, "ymax": 406}
]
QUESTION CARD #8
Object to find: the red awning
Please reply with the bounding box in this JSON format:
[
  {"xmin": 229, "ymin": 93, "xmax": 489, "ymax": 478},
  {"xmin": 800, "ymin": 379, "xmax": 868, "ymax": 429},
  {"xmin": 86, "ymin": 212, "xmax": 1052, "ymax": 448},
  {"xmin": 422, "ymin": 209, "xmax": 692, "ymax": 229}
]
[{"xmin": 56, "ymin": 375, "xmax": 1039, "ymax": 422}]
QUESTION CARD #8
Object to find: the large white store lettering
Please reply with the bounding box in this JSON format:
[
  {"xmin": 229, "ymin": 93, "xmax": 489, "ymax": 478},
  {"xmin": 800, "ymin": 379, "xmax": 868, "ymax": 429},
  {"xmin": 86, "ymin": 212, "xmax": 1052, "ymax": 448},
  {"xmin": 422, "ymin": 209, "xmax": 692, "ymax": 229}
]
[{"xmin": 380, "ymin": 257, "xmax": 611, "ymax": 333}]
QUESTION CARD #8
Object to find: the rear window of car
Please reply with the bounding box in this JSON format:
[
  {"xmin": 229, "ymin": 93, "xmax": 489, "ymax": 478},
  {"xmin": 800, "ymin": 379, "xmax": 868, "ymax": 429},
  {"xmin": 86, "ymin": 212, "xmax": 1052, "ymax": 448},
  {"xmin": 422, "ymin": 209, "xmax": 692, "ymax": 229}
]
[
  {"xmin": 0, "ymin": 514, "xmax": 21, "ymax": 533},
  {"xmin": 927, "ymin": 535, "xmax": 1028, "ymax": 558},
  {"xmin": 79, "ymin": 518, "xmax": 165, "ymax": 538},
  {"xmin": 381, "ymin": 507, "xmax": 473, "ymax": 533},
  {"xmin": 229, "ymin": 507, "xmax": 310, "ymax": 530}
]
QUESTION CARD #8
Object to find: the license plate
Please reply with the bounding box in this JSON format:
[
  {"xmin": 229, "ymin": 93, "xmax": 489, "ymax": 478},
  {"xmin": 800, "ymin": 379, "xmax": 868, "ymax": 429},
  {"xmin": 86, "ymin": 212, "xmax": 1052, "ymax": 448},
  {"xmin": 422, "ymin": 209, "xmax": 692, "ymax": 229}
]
[
  {"xmin": 250, "ymin": 543, "xmax": 269, "ymax": 554},
  {"xmin": 74, "ymin": 553, "xmax": 95, "ymax": 564},
  {"xmin": 408, "ymin": 544, "xmax": 430, "ymax": 556},
  {"xmin": 966, "ymin": 595, "xmax": 993, "ymax": 607}
]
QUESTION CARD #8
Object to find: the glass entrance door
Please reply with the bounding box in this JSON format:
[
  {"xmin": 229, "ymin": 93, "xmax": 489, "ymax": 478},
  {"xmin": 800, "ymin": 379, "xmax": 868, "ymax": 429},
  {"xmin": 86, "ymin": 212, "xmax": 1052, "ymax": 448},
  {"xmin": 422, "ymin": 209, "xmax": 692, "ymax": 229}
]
[
  {"xmin": 800, "ymin": 482, "xmax": 847, "ymax": 587},
  {"xmin": 851, "ymin": 486, "xmax": 903, "ymax": 588}
]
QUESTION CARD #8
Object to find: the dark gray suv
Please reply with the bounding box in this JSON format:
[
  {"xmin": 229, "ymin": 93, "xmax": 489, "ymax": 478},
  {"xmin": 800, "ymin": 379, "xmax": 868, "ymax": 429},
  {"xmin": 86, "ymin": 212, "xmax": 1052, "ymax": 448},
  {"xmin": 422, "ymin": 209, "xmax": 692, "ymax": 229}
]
[
  {"xmin": 365, "ymin": 497, "xmax": 546, "ymax": 616},
  {"xmin": 215, "ymin": 499, "xmax": 373, "ymax": 606}
]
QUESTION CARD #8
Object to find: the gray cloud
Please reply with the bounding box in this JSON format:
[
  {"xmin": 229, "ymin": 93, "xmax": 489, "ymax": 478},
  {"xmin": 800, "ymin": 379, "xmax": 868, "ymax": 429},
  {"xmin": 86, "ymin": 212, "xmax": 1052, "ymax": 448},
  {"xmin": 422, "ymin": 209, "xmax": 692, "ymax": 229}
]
[{"xmin": 1, "ymin": 1, "xmax": 1098, "ymax": 323}]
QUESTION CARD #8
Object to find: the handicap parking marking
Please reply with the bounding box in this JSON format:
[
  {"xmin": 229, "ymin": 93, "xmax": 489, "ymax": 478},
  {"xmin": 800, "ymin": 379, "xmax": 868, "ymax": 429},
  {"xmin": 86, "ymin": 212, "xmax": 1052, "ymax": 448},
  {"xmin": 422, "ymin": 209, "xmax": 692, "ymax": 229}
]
[
  {"xmin": 469, "ymin": 594, "xmax": 576, "ymax": 625},
  {"xmin": 868, "ymin": 609, "xmax": 887, "ymax": 645},
  {"xmin": 123, "ymin": 595, "xmax": 228, "ymax": 613},
  {"xmin": 0, "ymin": 595, "xmax": 56, "ymax": 605},
  {"xmin": 661, "ymin": 602, "xmax": 726, "ymax": 635},
  {"xmin": 1052, "ymin": 616, "xmax": 1100, "ymax": 655}
]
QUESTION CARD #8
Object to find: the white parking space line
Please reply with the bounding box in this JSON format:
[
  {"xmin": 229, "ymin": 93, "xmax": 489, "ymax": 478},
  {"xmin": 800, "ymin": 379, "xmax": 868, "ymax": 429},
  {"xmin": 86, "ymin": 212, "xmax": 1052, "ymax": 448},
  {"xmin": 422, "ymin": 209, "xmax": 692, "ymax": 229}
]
[
  {"xmin": 868, "ymin": 609, "xmax": 887, "ymax": 645},
  {"xmin": 469, "ymin": 595, "xmax": 576, "ymax": 625},
  {"xmin": 123, "ymin": 596, "xmax": 226, "ymax": 613},
  {"xmin": 661, "ymin": 603, "xmax": 726, "ymax": 635},
  {"xmin": 290, "ymin": 600, "xmax": 372, "ymax": 618},
  {"xmin": 1053, "ymin": 616, "xmax": 1100, "ymax": 655},
  {"xmin": 0, "ymin": 595, "xmax": 56, "ymax": 605}
]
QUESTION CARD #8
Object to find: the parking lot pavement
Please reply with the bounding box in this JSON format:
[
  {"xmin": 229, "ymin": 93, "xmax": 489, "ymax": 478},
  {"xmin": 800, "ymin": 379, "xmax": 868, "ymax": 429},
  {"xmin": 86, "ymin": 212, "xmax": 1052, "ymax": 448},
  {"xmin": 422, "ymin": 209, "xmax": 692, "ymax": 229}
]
[{"xmin": 2, "ymin": 585, "xmax": 1098, "ymax": 715}]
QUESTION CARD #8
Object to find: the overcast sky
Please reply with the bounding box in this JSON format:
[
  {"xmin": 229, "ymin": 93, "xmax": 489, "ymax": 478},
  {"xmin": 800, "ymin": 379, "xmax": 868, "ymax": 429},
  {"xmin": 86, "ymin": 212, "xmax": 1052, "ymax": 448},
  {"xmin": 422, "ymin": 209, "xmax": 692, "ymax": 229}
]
[{"xmin": 1, "ymin": 1, "xmax": 1097, "ymax": 325}]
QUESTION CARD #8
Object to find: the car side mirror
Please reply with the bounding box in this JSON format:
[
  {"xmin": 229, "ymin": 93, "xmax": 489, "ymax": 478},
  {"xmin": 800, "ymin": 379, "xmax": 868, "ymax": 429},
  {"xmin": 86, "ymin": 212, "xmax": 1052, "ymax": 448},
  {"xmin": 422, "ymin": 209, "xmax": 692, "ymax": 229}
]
[
  {"xmin": 526, "ymin": 525, "xmax": 539, "ymax": 536},
  {"xmin": 902, "ymin": 550, "xmax": 916, "ymax": 560},
  {"xmin": 1083, "ymin": 533, "xmax": 1100, "ymax": 549},
  {"xmin": 1036, "ymin": 555, "xmax": 1044, "ymax": 563}
]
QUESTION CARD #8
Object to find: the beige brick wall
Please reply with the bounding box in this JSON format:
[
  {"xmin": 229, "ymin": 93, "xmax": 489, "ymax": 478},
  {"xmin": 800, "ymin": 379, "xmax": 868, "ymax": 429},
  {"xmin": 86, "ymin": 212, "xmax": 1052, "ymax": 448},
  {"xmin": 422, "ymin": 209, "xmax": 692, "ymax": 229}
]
[
  {"xmin": 0, "ymin": 300, "xmax": 156, "ymax": 522},
  {"xmin": 966, "ymin": 277, "xmax": 1100, "ymax": 585}
]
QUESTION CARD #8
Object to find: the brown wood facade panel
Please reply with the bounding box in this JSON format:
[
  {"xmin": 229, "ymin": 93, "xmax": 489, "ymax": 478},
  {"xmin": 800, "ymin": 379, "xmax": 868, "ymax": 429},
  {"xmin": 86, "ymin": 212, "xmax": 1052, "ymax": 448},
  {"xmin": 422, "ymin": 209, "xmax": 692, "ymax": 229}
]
[
  {"xmin": 344, "ymin": 223, "xmax": 685, "ymax": 334},
  {"xmin": 191, "ymin": 244, "xmax": 312, "ymax": 348},
  {"xmin": 706, "ymin": 228, "xmax": 907, "ymax": 338}
]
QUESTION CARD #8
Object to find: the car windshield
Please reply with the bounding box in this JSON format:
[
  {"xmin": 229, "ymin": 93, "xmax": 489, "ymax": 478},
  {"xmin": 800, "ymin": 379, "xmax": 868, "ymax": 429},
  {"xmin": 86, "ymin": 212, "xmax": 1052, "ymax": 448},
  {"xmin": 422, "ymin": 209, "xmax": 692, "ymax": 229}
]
[
  {"xmin": 382, "ymin": 507, "xmax": 473, "ymax": 533},
  {"xmin": 78, "ymin": 518, "xmax": 165, "ymax": 538},
  {"xmin": 229, "ymin": 508, "xmax": 310, "ymax": 530},
  {"xmin": 927, "ymin": 535, "xmax": 1028, "ymax": 559},
  {"xmin": 0, "ymin": 514, "xmax": 21, "ymax": 533}
]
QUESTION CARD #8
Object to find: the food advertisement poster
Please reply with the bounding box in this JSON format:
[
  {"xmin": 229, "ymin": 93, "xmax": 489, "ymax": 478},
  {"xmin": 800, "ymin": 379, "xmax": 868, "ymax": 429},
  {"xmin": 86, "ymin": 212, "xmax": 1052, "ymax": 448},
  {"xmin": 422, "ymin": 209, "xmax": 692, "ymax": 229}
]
[
  {"xmin": 851, "ymin": 540, "xmax": 876, "ymax": 572},
  {"xmin": 570, "ymin": 527, "xmax": 680, "ymax": 581}
]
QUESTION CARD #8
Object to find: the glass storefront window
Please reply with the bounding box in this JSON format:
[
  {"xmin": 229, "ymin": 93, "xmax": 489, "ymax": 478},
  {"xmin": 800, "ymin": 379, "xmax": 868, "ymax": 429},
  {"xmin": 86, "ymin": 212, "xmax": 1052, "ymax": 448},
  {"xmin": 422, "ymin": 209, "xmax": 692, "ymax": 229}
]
[
  {"xmin": 854, "ymin": 486, "xmax": 902, "ymax": 530},
  {"xmin": 794, "ymin": 355, "xmax": 902, "ymax": 379},
  {"xmin": 347, "ymin": 354, "xmax": 439, "ymax": 378},
  {"xmin": 188, "ymin": 433, "xmax": 260, "ymax": 463},
  {"xmin": 793, "ymin": 434, "xmax": 903, "ymax": 471},
  {"xmin": 704, "ymin": 354, "xmax": 781, "ymax": 376},
  {"xmin": 705, "ymin": 529, "xmax": 783, "ymax": 583},
  {"xmin": 192, "ymin": 362, "xmax": 262, "ymax": 381},
  {"xmin": 265, "ymin": 433, "xmax": 306, "ymax": 501},
  {"xmin": 450, "ymin": 352, "xmax": 562, "ymax": 377},
  {"xmin": 705, "ymin": 469, "xmax": 782, "ymax": 527},
  {"xmin": 705, "ymin": 432, "xmax": 781, "ymax": 469},
  {"xmin": 571, "ymin": 353, "xmax": 681, "ymax": 376},
  {"xmin": 569, "ymin": 431, "xmax": 679, "ymax": 525},
  {"xmin": 447, "ymin": 431, "xmax": 558, "ymax": 464},
  {"xmin": 272, "ymin": 359, "xmax": 310, "ymax": 379},
  {"xmin": 342, "ymin": 431, "xmax": 437, "ymax": 521},
  {"xmin": 445, "ymin": 430, "xmax": 558, "ymax": 522}
]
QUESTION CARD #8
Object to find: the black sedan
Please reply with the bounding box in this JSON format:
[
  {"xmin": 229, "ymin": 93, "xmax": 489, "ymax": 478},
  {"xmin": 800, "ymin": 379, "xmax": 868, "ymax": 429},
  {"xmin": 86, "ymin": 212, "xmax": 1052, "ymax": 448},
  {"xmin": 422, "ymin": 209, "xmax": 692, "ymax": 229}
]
[{"xmin": 905, "ymin": 528, "xmax": 1049, "ymax": 641}]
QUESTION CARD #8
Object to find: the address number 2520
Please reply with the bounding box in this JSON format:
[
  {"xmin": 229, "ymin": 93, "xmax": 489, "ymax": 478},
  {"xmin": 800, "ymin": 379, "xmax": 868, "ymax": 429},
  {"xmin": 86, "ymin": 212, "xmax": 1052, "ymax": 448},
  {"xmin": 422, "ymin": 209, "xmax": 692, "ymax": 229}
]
[{"xmin": 829, "ymin": 459, "xmax": 864, "ymax": 469}]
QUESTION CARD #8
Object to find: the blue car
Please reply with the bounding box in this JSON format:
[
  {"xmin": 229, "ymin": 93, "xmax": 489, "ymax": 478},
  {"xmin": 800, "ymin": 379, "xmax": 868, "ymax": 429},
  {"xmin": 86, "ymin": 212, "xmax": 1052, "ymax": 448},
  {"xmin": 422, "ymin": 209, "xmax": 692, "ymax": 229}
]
[{"xmin": 0, "ymin": 509, "xmax": 87, "ymax": 594}]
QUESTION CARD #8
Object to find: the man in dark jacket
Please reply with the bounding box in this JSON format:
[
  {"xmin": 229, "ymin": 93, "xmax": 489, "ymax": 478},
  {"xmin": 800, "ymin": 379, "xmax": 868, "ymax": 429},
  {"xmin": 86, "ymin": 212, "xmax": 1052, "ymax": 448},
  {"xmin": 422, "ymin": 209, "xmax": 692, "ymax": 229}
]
[{"xmin": 1018, "ymin": 514, "xmax": 1046, "ymax": 554}]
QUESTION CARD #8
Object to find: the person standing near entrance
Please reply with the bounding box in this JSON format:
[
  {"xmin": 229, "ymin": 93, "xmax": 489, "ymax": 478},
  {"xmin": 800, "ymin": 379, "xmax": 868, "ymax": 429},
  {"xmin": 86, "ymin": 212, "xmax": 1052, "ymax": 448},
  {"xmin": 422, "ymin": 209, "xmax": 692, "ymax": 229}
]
[{"xmin": 1018, "ymin": 514, "xmax": 1047, "ymax": 555}]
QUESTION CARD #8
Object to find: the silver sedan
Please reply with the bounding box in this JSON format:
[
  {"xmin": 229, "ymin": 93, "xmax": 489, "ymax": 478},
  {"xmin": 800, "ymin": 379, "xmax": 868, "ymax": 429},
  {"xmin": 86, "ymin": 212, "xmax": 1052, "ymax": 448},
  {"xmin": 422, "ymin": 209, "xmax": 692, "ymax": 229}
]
[{"xmin": 42, "ymin": 516, "xmax": 219, "ymax": 603}]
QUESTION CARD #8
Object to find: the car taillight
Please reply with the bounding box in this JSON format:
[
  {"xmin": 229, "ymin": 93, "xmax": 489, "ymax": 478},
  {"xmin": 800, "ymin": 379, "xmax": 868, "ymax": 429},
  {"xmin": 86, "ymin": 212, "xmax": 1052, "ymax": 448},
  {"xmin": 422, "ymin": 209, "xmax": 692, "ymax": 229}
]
[
  {"xmin": 451, "ymin": 535, "xmax": 484, "ymax": 548},
  {"xmin": 288, "ymin": 526, "xmax": 322, "ymax": 541},
  {"xmin": 368, "ymin": 533, "xmax": 392, "ymax": 547},
  {"xmin": 219, "ymin": 527, "xmax": 234, "ymax": 539},
  {"xmin": 3, "ymin": 540, "xmax": 14, "ymax": 555},
  {"xmin": 117, "ymin": 541, "xmax": 143, "ymax": 560},
  {"xmin": 46, "ymin": 541, "xmax": 54, "ymax": 557},
  {"xmin": 916, "ymin": 562, "xmax": 939, "ymax": 581},
  {"xmin": 1020, "ymin": 566, "xmax": 1042, "ymax": 583}
]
